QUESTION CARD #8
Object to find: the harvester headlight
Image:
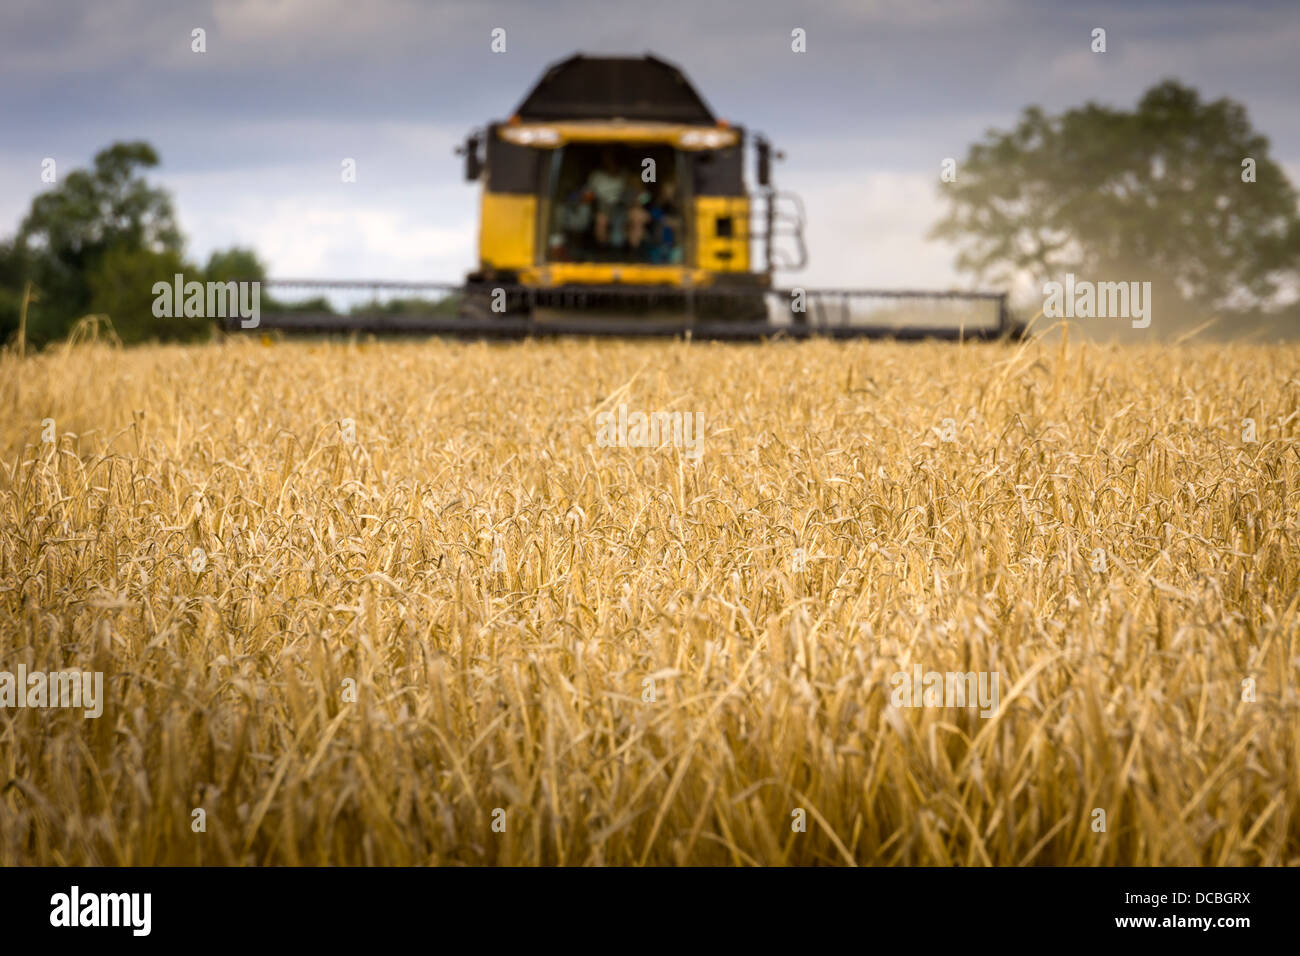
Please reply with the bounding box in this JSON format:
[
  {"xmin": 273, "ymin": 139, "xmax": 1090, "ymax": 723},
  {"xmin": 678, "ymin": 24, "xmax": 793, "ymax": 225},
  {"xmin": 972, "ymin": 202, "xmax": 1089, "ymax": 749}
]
[
  {"xmin": 501, "ymin": 126, "xmax": 561, "ymax": 146},
  {"xmin": 678, "ymin": 128, "xmax": 736, "ymax": 149}
]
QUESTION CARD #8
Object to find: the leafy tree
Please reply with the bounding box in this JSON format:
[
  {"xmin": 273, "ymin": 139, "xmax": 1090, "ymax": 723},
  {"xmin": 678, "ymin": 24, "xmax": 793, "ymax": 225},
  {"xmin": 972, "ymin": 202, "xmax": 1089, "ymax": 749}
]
[
  {"xmin": 204, "ymin": 247, "xmax": 266, "ymax": 284},
  {"xmin": 21, "ymin": 142, "xmax": 182, "ymax": 260},
  {"xmin": 7, "ymin": 141, "xmax": 185, "ymax": 345},
  {"xmin": 0, "ymin": 239, "xmax": 33, "ymax": 343},
  {"xmin": 87, "ymin": 245, "xmax": 207, "ymax": 344},
  {"xmin": 202, "ymin": 247, "xmax": 340, "ymax": 315},
  {"xmin": 932, "ymin": 81, "xmax": 1300, "ymax": 329}
]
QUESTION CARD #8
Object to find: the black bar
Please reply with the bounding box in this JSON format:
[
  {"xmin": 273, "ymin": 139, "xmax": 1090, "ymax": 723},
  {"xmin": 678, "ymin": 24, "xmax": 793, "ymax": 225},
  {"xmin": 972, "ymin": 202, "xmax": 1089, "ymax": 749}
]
[{"xmin": 0, "ymin": 865, "xmax": 1280, "ymax": 944}]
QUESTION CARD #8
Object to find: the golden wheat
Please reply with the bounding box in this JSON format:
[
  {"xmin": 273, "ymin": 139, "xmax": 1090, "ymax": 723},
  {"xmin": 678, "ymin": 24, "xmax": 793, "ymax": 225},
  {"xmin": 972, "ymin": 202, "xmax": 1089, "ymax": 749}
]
[{"xmin": 0, "ymin": 332, "xmax": 1297, "ymax": 865}]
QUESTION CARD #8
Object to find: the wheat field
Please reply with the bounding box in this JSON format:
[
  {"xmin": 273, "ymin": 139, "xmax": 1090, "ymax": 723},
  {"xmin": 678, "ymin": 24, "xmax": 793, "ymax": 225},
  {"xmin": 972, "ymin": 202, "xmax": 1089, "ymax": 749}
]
[{"xmin": 1, "ymin": 329, "xmax": 1297, "ymax": 866}]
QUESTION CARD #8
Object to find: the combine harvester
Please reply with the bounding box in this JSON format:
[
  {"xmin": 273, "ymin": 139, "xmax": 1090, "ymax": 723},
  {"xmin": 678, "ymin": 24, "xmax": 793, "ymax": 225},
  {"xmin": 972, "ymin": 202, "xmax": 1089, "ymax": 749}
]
[{"xmin": 250, "ymin": 54, "xmax": 1017, "ymax": 341}]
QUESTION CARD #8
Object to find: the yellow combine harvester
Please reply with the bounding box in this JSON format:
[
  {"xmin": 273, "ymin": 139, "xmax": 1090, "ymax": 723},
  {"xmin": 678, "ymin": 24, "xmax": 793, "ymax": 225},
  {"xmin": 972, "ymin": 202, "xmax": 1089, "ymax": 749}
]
[
  {"xmin": 250, "ymin": 53, "xmax": 1013, "ymax": 339},
  {"xmin": 458, "ymin": 53, "xmax": 804, "ymax": 323}
]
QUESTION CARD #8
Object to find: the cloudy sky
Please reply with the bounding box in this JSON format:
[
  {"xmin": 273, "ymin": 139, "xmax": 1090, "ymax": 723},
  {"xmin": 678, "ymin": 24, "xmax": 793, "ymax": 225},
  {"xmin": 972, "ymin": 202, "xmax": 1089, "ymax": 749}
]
[{"xmin": 3, "ymin": 0, "xmax": 1298, "ymax": 297}]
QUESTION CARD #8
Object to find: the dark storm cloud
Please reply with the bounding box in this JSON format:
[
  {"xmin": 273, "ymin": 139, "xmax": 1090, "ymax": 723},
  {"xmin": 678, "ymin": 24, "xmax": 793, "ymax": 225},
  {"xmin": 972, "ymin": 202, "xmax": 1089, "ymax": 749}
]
[{"xmin": 6, "ymin": 0, "xmax": 1299, "ymax": 147}]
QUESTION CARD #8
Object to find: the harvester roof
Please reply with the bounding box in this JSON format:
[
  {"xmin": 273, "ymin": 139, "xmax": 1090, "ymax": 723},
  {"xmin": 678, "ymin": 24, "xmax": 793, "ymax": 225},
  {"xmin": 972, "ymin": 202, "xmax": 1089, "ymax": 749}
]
[{"xmin": 513, "ymin": 54, "xmax": 717, "ymax": 125}]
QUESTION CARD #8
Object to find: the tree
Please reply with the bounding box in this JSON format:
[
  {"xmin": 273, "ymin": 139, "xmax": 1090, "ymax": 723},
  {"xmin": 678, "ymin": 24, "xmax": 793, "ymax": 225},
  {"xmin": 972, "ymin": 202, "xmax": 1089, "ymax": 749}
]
[
  {"xmin": 8, "ymin": 141, "xmax": 187, "ymax": 344},
  {"xmin": 204, "ymin": 247, "xmax": 266, "ymax": 284},
  {"xmin": 931, "ymin": 81, "xmax": 1300, "ymax": 330},
  {"xmin": 0, "ymin": 239, "xmax": 34, "ymax": 344},
  {"xmin": 202, "ymin": 247, "xmax": 339, "ymax": 315},
  {"xmin": 87, "ymin": 246, "xmax": 207, "ymax": 344}
]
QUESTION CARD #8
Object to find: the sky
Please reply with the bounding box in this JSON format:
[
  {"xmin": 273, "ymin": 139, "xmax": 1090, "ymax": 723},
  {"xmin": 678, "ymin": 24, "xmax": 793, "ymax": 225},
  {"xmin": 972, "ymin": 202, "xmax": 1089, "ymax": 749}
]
[{"xmin": 2, "ymin": 0, "xmax": 1298, "ymax": 300}]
